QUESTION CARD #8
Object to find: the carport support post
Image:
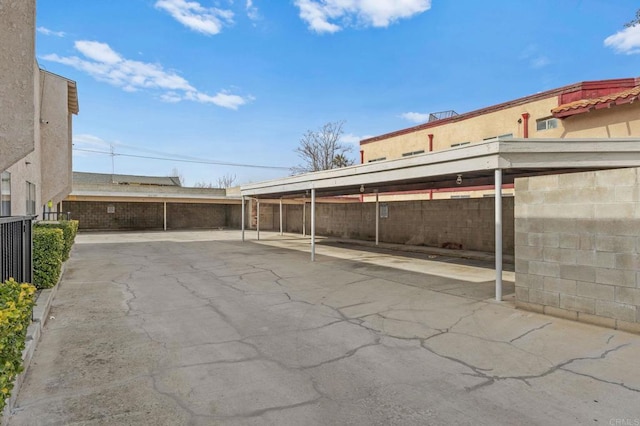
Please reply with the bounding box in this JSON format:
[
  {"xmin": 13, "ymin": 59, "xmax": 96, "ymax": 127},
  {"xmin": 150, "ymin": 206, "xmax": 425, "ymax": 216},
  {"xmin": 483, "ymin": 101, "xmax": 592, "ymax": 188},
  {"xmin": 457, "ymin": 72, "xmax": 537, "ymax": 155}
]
[
  {"xmin": 279, "ymin": 198, "xmax": 283, "ymax": 236},
  {"xmin": 495, "ymin": 169, "xmax": 503, "ymax": 302},
  {"xmin": 257, "ymin": 199, "xmax": 260, "ymax": 241},
  {"xmin": 241, "ymin": 196, "xmax": 245, "ymax": 242},
  {"xmin": 163, "ymin": 202, "xmax": 167, "ymax": 231},
  {"xmin": 303, "ymin": 202, "xmax": 306, "ymax": 236},
  {"xmin": 375, "ymin": 191, "xmax": 379, "ymax": 246},
  {"xmin": 311, "ymin": 188, "xmax": 316, "ymax": 262}
]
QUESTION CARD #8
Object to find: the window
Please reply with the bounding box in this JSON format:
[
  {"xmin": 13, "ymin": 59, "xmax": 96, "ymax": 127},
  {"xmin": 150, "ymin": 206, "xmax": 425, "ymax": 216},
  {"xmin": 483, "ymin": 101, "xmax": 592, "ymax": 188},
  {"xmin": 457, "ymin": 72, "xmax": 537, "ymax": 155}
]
[
  {"xmin": 450, "ymin": 195, "xmax": 471, "ymax": 199},
  {"xmin": 1, "ymin": 172, "xmax": 10, "ymax": 216},
  {"xmin": 368, "ymin": 157, "xmax": 386, "ymax": 163},
  {"xmin": 402, "ymin": 150, "xmax": 425, "ymax": 157},
  {"xmin": 26, "ymin": 182, "xmax": 36, "ymax": 215},
  {"xmin": 450, "ymin": 142, "xmax": 470, "ymax": 148},
  {"xmin": 536, "ymin": 117, "xmax": 558, "ymax": 131}
]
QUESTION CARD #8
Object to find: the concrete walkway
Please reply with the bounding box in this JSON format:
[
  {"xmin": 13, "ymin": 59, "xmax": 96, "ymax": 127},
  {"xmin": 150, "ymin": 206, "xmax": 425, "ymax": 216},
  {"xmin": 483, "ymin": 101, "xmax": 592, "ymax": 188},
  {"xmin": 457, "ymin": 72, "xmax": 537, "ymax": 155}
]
[{"xmin": 7, "ymin": 231, "xmax": 640, "ymax": 425}]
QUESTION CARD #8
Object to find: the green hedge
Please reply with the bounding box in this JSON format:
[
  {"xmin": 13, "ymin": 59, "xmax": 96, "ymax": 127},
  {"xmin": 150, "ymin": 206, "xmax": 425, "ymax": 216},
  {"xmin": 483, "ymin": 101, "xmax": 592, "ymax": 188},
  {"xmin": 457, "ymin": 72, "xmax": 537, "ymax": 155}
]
[
  {"xmin": 32, "ymin": 227, "xmax": 64, "ymax": 289},
  {"xmin": 35, "ymin": 220, "xmax": 79, "ymax": 261},
  {"xmin": 0, "ymin": 279, "xmax": 36, "ymax": 411}
]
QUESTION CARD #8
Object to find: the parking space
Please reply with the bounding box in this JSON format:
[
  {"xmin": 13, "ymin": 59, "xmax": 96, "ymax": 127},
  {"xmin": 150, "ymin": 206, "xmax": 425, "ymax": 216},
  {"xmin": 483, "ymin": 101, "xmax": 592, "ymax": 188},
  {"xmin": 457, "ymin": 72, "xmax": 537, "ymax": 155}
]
[{"xmin": 8, "ymin": 230, "xmax": 640, "ymax": 425}]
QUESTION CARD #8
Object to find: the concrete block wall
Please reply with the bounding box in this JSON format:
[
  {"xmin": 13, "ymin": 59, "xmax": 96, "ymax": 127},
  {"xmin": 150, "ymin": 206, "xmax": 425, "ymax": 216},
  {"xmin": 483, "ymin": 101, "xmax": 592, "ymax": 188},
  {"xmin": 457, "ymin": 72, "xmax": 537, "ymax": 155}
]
[
  {"xmin": 65, "ymin": 201, "xmax": 164, "ymax": 230},
  {"xmin": 166, "ymin": 203, "xmax": 228, "ymax": 229},
  {"xmin": 515, "ymin": 168, "xmax": 640, "ymax": 333},
  {"xmin": 275, "ymin": 198, "xmax": 514, "ymax": 254},
  {"xmin": 65, "ymin": 201, "xmax": 233, "ymax": 230}
]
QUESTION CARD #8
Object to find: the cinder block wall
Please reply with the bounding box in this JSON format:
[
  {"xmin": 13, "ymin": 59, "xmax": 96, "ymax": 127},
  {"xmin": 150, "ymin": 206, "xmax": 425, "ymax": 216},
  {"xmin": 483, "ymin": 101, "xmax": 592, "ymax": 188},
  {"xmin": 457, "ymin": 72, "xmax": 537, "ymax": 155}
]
[
  {"xmin": 65, "ymin": 201, "xmax": 164, "ymax": 230},
  {"xmin": 65, "ymin": 201, "xmax": 233, "ymax": 230},
  {"xmin": 278, "ymin": 198, "xmax": 514, "ymax": 254},
  {"xmin": 515, "ymin": 168, "xmax": 640, "ymax": 333},
  {"xmin": 166, "ymin": 203, "xmax": 228, "ymax": 229}
]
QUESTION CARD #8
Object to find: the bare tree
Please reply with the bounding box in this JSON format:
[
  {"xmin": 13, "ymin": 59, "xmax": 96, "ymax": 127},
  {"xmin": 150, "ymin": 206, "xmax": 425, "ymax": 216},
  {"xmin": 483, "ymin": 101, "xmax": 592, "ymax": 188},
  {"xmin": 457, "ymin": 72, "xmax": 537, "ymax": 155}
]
[
  {"xmin": 169, "ymin": 168, "xmax": 184, "ymax": 186},
  {"xmin": 625, "ymin": 9, "xmax": 640, "ymax": 27},
  {"xmin": 193, "ymin": 173, "xmax": 236, "ymax": 188},
  {"xmin": 291, "ymin": 120, "xmax": 354, "ymax": 174},
  {"xmin": 217, "ymin": 173, "xmax": 237, "ymax": 188},
  {"xmin": 193, "ymin": 181, "xmax": 215, "ymax": 188}
]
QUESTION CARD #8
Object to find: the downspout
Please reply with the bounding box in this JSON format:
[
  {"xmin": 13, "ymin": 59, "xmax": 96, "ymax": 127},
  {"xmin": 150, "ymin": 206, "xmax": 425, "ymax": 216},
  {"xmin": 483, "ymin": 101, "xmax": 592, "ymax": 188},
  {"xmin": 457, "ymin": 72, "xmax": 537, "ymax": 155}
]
[
  {"xmin": 521, "ymin": 113, "xmax": 530, "ymax": 138},
  {"xmin": 359, "ymin": 150, "xmax": 365, "ymax": 203},
  {"xmin": 428, "ymin": 134, "xmax": 434, "ymax": 200}
]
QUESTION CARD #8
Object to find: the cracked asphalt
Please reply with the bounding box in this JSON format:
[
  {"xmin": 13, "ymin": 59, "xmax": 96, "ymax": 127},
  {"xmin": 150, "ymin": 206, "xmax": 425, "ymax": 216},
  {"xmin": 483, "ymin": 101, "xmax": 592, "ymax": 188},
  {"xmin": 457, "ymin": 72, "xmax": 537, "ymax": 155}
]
[{"xmin": 8, "ymin": 231, "xmax": 640, "ymax": 425}]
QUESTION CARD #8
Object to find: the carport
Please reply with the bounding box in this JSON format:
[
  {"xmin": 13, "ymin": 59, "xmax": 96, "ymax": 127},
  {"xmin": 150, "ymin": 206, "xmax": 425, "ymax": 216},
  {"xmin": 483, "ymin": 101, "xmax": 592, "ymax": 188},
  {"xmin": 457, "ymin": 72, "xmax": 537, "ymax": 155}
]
[{"xmin": 240, "ymin": 138, "xmax": 640, "ymax": 301}]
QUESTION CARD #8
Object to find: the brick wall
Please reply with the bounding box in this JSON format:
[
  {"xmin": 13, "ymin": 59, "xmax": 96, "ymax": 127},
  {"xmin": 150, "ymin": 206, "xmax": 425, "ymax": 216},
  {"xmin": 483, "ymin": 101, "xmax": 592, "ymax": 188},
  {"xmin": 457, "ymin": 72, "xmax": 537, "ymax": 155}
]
[
  {"xmin": 515, "ymin": 168, "xmax": 640, "ymax": 333},
  {"xmin": 261, "ymin": 198, "xmax": 514, "ymax": 254}
]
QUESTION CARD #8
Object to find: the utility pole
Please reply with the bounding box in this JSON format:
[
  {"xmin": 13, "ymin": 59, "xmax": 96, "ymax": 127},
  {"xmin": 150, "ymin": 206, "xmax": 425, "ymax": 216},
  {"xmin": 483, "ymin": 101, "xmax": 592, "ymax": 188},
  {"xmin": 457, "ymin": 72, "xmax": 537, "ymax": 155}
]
[{"xmin": 110, "ymin": 143, "xmax": 115, "ymax": 183}]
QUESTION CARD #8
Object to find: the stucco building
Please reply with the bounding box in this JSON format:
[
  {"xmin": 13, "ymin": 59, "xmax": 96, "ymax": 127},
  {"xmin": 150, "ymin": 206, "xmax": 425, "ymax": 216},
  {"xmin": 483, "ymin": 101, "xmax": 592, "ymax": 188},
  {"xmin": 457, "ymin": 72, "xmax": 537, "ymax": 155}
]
[
  {"xmin": 1, "ymin": 0, "xmax": 79, "ymax": 218},
  {"xmin": 360, "ymin": 78, "xmax": 640, "ymax": 200}
]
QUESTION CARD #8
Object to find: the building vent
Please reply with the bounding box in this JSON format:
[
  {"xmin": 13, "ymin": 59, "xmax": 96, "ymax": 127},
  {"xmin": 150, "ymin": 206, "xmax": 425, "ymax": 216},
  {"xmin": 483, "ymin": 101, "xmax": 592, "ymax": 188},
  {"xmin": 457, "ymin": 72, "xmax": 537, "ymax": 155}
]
[{"xmin": 428, "ymin": 110, "xmax": 458, "ymax": 122}]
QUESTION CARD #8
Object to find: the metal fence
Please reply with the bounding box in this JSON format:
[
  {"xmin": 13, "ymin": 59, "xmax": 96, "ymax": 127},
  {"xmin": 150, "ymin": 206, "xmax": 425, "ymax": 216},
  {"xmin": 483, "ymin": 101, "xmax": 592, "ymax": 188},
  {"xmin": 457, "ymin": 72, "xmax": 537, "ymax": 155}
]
[
  {"xmin": 0, "ymin": 216, "xmax": 33, "ymax": 283},
  {"xmin": 42, "ymin": 211, "xmax": 71, "ymax": 221}
]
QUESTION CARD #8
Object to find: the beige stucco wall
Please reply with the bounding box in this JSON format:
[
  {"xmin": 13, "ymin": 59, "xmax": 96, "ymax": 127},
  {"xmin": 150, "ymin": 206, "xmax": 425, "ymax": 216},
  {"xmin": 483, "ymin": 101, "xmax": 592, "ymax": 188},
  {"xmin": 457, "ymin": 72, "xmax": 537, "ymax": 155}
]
[
  {"xmin": 1, "ymin": 0, "xmax": 76, "ymax": 217},
  {"xmin": 561, "ymin": 102, "xmax": 640, "ymax": 138},
  {"xmin": 40, "ymin": 72, "xmax": 74, "ymax": 205},
  {"xmin": 361, "ymin": 97, "xmax": 561, "ymax": 162},
  {"xmin": 4, "ymin": 62, "xmax": 43, "ymax": 216},
  {"xmin": 361, "ymin": 97, "xmax": 640, "ymax": 163},
  {"xmin": 0, "ymin": 0, "xmax": 36, "ymax": 171}
]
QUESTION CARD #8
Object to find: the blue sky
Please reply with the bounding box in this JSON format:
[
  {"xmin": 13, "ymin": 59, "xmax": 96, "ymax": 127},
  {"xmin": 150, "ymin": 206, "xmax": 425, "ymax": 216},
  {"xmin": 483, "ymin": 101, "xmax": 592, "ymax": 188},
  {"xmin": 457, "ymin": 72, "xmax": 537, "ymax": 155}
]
[{"xmin": 36, "ymin": 0, "xmax": 640, "ymax": 186}]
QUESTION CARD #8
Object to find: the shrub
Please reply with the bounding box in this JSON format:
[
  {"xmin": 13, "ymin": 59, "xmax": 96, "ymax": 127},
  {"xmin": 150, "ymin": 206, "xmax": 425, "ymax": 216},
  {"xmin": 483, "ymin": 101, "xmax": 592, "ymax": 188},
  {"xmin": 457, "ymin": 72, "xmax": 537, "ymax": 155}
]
[
  {"xmin": 32, "ymin": 227, "xmax": 64, "ymax": 289},
  {"xmin": 0, "ymin": 279, "xmax": 36, "ymax": 411},
  {"xmin": 35, "ymin": 220, "xmax": 79, "ymax": 261}
]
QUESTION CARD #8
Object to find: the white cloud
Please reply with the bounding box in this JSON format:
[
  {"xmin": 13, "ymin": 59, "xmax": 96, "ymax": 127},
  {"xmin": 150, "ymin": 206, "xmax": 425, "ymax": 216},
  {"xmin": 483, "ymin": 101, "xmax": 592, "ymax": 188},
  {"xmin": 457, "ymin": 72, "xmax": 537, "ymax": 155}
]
[
  {"xmin": 246, "ymin": 0, "xmax": 260, "ymax": 21},
  {"xmin": 73, "ymin": 134, "xmax": 112, "ymax": 148},
  {"xmin": 604, "ymin": 25, "xmax": 640, "ymax": 55},
  {"xmin": 42, "ymin": 40, "xmax": 250, "ymax": 110},
  {"xmin": 155, "ymin": 0, "xmax": 234, "ymax": 35},
  {"xmin": 37, "ymin": 26, "xmax": 65, "ymax": 37},
  {"xmin": 76, "ymin": 41, "xmax": 122, "ymax": 64},
  {"xmin": 400, "ymin": 112, "xmax": 430, "ymax": 123},
  {"xmin": 294, "ymin": 0, "xmax": 431, "ymax": 33},
  {"xmin": 72, "ymin": 134, "xmax": 116, "ymax": 157},
  {"xmin": 340, "ymin": 133, "xmax": 361, "ymax": 145},
  {"xmin": 340, "ymin": 133, "xmax": 373, "ymax": 145},
  {"xmin": 531, "ymin": 56, "xmax": 550, "ymax": 69},
  {"xmin": 519, "ymin": 44, "xmax": 551, "ymax": 69}
]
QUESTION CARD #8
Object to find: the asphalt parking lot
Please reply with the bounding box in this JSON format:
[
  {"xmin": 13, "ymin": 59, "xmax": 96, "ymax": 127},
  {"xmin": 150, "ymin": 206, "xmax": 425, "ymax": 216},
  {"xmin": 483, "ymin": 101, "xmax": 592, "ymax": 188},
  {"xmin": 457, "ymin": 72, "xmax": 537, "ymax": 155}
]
[{"xmin": 7, "ymin": 231, "xmax": 640, "ymax": 425}]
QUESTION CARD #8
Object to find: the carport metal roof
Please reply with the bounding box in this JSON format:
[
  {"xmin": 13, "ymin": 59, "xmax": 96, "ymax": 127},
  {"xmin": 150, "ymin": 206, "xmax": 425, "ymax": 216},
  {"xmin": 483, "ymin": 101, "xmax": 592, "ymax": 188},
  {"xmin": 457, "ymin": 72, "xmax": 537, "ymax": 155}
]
[
  {"xmin": 241, "ymin": 138, "xmax": 640, "ymax": 198},
  {"xmin": 240, "ymin": 138, "xmax": 640, "ymax": 302}
]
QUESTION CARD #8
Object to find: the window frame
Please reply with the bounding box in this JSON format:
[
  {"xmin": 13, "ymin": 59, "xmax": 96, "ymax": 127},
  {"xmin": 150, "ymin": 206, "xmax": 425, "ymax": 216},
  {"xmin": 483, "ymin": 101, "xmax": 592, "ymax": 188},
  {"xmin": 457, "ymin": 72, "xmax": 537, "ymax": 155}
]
[
  {"xmin": 536, "ymin": 117, "xmax": 558, "ymax": 131},
  {"xmin": 1, "ymin": 171, "xmax": 11, "ymax": 217}
]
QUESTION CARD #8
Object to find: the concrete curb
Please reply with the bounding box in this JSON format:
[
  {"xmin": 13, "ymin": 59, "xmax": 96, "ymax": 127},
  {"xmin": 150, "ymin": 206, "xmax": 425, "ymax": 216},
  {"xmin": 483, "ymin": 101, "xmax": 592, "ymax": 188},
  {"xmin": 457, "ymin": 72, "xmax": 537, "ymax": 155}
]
[
  {"xmin": 1, "ymin": 262, "xmax": 65, "ymax": 425},
  {"xmin": 324, "ymin": 237, "xmax": 516, "ymax": 264}
]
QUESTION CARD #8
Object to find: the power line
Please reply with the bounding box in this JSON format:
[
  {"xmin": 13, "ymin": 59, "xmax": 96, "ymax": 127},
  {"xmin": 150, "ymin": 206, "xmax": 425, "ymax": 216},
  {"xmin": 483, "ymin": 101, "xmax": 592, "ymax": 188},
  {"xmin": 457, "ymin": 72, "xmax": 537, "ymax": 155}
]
[{"xmin": 73, "ymin": 147, "xmax": 290, "ymax": 170}]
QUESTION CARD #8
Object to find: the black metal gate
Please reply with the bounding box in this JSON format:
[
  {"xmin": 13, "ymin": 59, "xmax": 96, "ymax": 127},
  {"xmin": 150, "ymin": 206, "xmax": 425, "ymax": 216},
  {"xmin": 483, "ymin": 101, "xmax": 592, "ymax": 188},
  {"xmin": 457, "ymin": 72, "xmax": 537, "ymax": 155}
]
[{"xmin": 0, "ymin": 216, "xmax": 33, "ymax": 283}]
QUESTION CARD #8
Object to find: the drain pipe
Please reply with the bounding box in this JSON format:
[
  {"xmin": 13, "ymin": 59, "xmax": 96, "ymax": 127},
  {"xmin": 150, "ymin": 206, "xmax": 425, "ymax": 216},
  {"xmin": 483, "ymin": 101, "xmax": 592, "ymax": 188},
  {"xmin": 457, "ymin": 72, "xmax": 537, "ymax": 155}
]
[
  {"xmin": 428, "ymin": 134, "xmax": 434, "ymax": 152},
  {"xmin": 521, "ymin": 113, "xmax": 530, "ymax": 138}
]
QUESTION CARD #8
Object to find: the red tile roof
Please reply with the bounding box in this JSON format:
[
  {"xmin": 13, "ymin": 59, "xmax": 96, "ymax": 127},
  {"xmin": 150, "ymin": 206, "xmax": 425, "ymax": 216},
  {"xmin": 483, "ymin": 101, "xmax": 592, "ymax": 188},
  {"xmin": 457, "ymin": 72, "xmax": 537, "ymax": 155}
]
[{"xmin": 552, "ymin": 85, "xmax": 640, "ymax": 118}]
